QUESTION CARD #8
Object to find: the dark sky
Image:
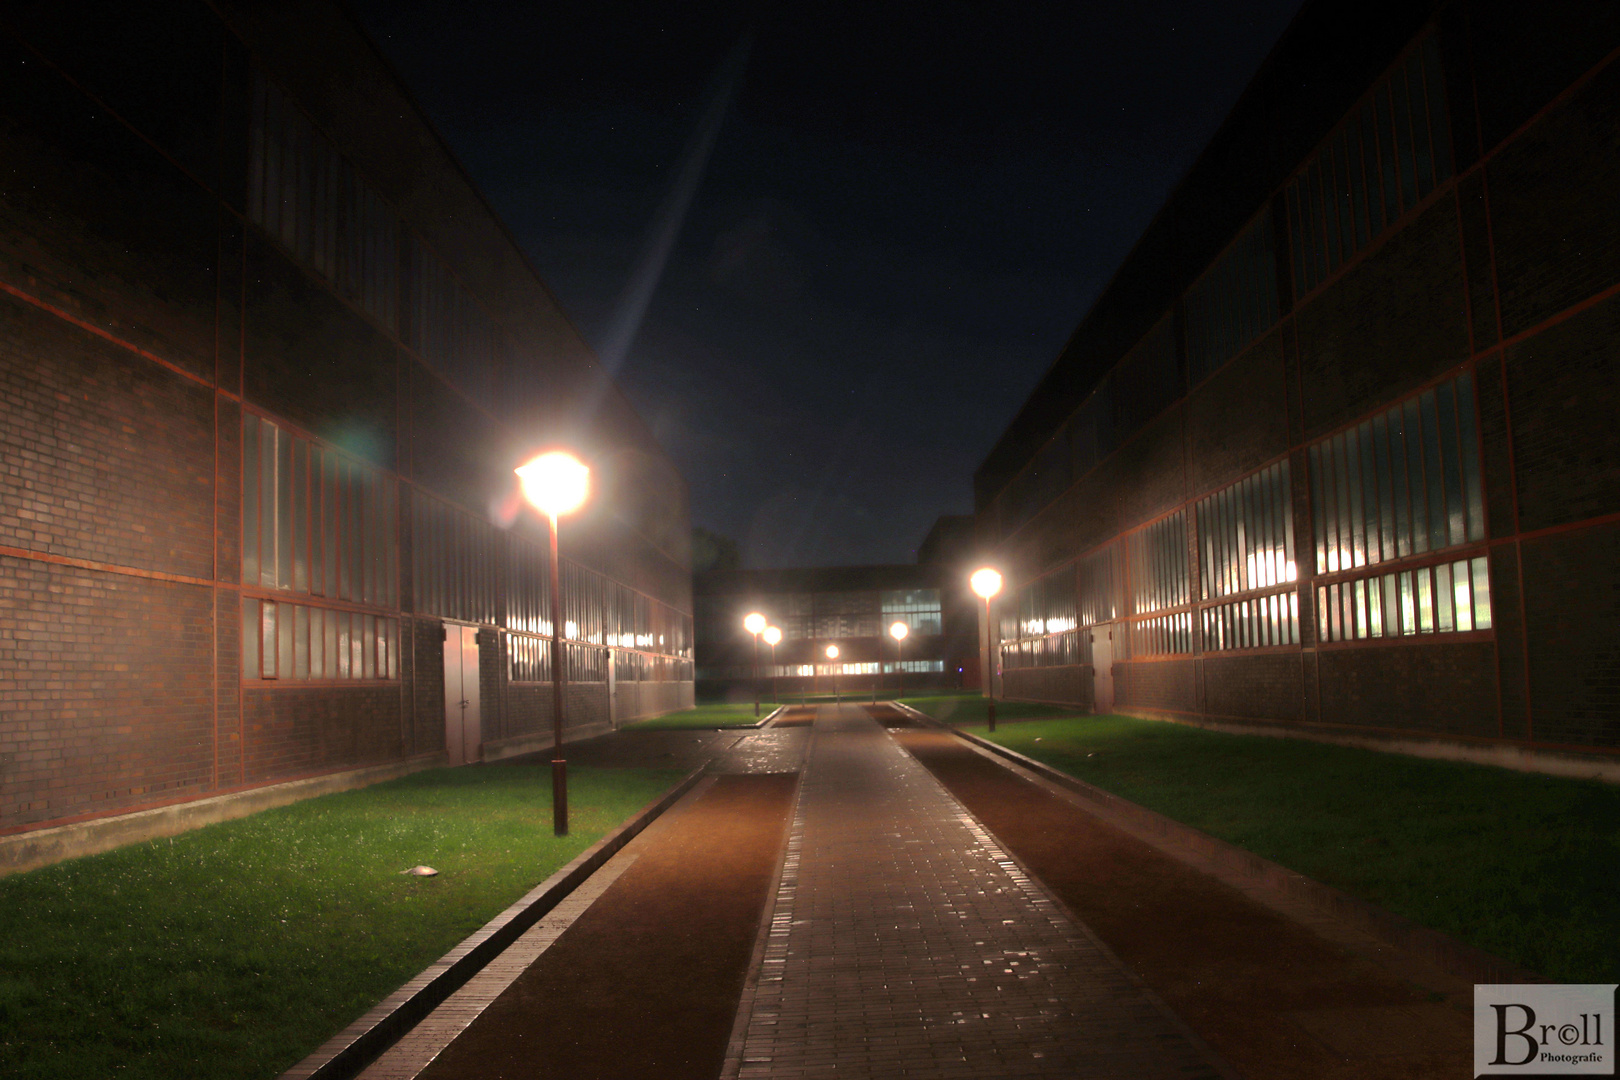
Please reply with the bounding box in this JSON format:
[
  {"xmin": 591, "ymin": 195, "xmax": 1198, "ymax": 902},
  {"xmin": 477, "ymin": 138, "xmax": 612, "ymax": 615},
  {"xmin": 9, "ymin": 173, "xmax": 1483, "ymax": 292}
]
[{"xmin": 347, "ymin": 0, "xmax": 1304, "ymax": 568}]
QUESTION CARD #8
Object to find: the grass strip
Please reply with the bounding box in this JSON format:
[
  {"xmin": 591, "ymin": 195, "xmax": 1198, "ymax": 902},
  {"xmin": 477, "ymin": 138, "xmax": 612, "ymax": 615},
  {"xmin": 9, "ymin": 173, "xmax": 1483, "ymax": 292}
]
[
  {"xmin": 623, "ymin": 702, "xmax": 768, "ymax": 729},
  {"xmin": 0, "ymin": 764, "xmax": 682, "ymax": 1080},
  {"xmin": 901, "ymin": 703, "xmax": 1620, "ymax": 984}
]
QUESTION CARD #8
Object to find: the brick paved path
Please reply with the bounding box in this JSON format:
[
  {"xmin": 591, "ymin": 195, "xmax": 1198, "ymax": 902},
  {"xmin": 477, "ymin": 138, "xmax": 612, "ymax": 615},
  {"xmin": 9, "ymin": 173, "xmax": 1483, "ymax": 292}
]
[{"xmin": 724, "ymin": 705, "xmax": 1225, "ymax": 1079}]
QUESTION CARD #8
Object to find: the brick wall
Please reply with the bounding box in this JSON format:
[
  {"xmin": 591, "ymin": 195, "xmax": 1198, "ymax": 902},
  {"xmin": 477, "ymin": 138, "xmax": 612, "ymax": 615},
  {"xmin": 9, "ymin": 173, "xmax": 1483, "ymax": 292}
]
[
  {"xmin": 0, "ymin": 3, "xmax": 693, "ymax": 842},
  {"xmin": 980, "ymin": 6, "xmax": 1620, "ymax": 757}
]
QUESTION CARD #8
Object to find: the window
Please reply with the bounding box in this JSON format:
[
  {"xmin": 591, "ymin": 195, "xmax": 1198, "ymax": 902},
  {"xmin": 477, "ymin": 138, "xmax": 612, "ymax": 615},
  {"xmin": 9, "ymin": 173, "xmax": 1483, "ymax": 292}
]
[
  {"xmin": 1308, "ymin": 372, "xmax": 1483, "ymax": 575},
  {"xmin": 1317, "ymin": 556, "xmax": 1491, "ymax": 642},
  {"xmin": 242, "ymin": 598, "xmax": 398, "ymax": 682},
  {"xmin": 248, "ymin": 73, "xmax": 400, "ymax": 332},
  {"xmin": 412, "ymin": 495, "xmax": 496, "ymax": 625},
  {"xmin": 882, "ymin": 589, "xmax": 942, "ymax": 636},
  {"xmin": 1201, "ymin": 593, "xmax": 1300, "ymax": 651},
  {"xmin": 1197, "ymin": 460, "xmax": 1296, "ymax": 600},
  {"xmin": 1285, "ymin": 34, "xmax": 1454, "ymax": 297},
  {"xmin": 1183, "ymin": 210, "xmax": 1280, "ymax": 385},
  {"xmin": 1077, "ymin": 543, "xmax": 1126, "ymax": 628},
  {"xmin": 242, "ymin": 414, "xmax": 397, "ymax": 607},
  {"xmin": 407, "ymin": 241, "xmax": 507, "ymax": 414}
]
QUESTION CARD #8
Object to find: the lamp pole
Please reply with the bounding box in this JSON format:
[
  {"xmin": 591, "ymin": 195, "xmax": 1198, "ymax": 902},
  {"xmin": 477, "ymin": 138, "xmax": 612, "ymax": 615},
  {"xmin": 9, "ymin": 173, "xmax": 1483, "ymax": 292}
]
[
  {"xmin": 744, "ymin": 612, "xmax": 766, "ymax": 717},
  {"xmin": 971, "ymin": 568, "xmax": 1003, "ymax": 733},
  {"xmin": 516, "ymin": 451, "xmax": 590, "ymax": 837},
  {"xmin": 889, "ymin": 620, "xmax": 908, "ymax": 703},
  {"xmin": 764, "ymin": 626, "xmax": 781, "ymax": 705}
]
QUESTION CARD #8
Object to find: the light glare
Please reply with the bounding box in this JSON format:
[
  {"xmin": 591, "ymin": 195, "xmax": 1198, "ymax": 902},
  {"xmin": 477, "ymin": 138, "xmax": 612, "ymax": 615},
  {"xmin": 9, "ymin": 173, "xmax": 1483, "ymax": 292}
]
[
  {"xmin": 889, "ymin": 621, "xmax": 908, "ymax": 641},
  {"xmin": 825, "ymin": 644, "xmax": 839, "ymax": 659},
  {"xmin": 516, "ymin": 451, "xmax": 590, "ymax": 517},
  {"xmin": 744, "ymin": 611, "xmax": 766, "ymax": 635},
  {"xmin": 970, "ymin": 567, "xmax": 1003, "ymax": 600},
  {"xmin": 763, "ymin": 626, "xmax": 781, "ymax": 645}
]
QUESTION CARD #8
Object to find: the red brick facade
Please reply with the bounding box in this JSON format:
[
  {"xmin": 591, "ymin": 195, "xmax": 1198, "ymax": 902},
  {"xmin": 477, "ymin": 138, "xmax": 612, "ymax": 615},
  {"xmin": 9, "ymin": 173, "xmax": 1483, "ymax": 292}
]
[{"xmin": 0, "ymin": 1, "xmax": 693, "ymax": 838}]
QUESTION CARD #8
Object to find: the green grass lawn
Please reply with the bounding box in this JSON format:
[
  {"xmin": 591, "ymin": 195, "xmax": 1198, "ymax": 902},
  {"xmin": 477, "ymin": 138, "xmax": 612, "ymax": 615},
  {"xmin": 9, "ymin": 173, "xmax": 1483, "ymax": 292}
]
[
  {"xmin": 901, "ymin": 704, "xmax": 1620, "ymax": 983},
  {"xmin": 623, "ymin": 701, "xmax": 774, "ymax": 729},
  {"xmin": 0, "ymin": 764, "xmax": 682, "ymax": 1080},
  {"xmin": 900, "ymin": 693, "xmax": 1078, "ymax": 726}
]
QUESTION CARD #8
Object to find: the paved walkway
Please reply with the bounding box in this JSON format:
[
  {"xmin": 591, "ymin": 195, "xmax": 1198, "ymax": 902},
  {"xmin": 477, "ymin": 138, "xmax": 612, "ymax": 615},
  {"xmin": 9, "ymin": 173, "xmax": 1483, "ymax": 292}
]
[{"xmin": 722, "ymin": 705, "xmax": 1225, "ymax": 1079}]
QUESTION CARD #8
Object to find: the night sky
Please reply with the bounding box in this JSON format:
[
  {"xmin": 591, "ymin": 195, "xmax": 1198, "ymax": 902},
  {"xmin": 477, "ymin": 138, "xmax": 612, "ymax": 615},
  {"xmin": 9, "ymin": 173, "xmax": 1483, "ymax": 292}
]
[{"xmin": 347, "ymin": 1, "xmax": 1304, "ymax": 568}]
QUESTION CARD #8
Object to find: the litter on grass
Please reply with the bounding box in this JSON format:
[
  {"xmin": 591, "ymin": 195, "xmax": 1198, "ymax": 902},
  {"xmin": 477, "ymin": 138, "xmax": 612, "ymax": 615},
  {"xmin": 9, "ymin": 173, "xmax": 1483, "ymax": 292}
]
[{"xmin": 400, "ymin": 865, "xmax": 439, "ymax": 877}]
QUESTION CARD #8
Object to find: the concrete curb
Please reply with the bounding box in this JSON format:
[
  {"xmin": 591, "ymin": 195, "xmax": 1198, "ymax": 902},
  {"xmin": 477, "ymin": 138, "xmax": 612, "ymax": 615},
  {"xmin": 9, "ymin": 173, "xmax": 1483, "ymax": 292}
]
[
  {"xmin": 887, "ymin": 701, "xmax": 1542, "ymax": 986},
  {"xmin": 278, "ymin": 763, "xmax": 710, "ymax": 1080}
]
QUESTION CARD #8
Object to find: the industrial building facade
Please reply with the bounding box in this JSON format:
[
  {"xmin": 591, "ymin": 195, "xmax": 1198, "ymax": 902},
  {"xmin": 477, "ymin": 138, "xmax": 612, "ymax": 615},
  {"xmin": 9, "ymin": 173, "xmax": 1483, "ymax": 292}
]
[
  {"xmin": 0, "ymin": 0, "xmax": 693, "ymax": 844},
  {"xmin": 976, "ymin": 2, "xmax": 1620, "ymax": 754}
]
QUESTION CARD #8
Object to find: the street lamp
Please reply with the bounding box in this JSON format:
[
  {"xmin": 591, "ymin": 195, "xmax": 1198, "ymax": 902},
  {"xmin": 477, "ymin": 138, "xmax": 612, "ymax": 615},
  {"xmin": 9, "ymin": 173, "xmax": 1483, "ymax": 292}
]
[
  {"xmin": 825, "ymin": 643, "xmax": 840, "ymax": 705},
  {"xmin": 889, "ymin": 620, "xmax": 908, "ymax": 701},
  {"xmin": 763, "ymin": 625, "xmax": 781, "ymax": 705},
  {"xmin": 744, "ymin": 611, "xmax": 766, "ymax": 717},
  {"xmin": 516, "ymin": 450, "xmax": 590, "ymax": 836},
  {"xmin": 970, "ymin": 567, "xmax": 1003, "ymax": 732}
]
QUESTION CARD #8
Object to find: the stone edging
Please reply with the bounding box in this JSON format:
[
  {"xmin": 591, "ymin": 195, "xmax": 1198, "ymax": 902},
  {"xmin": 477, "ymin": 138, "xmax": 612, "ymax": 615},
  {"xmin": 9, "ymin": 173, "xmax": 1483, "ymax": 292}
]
[
  {"xmin": 888, "ymin": 701, "xmax": 1542, "ymax": 986},
  {"xmin": 278, "ymin": 763, "xmax": 710, "ymax": 1080}
]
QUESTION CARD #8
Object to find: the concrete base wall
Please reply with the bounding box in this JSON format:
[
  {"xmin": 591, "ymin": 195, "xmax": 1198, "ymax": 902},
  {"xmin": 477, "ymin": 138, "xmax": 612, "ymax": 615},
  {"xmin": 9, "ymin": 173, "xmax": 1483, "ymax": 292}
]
[{"xmin": 0, "ymin": 753, "xmax": 446, "ymax": 877}]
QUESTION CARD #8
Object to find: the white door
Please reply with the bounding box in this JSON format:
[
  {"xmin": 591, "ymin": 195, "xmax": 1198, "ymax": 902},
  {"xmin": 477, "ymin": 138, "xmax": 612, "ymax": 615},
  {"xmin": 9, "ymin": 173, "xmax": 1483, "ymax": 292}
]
[
  {"xmin": 1091, "ymin": 625, "xmax": 1115, "ymax": 714},
  {"xmin": 443, "ymin": 625, "xmax": 481, "ymax": 765}
]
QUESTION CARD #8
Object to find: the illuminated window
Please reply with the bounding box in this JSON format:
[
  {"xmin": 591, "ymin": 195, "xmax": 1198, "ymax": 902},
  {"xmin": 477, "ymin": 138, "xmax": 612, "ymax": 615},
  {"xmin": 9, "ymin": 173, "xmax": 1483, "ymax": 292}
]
[
  {"xmin": 1127, "ymin": 511, "xmax": 1191, "ymax": 654},
  {"xmin": 412, "ymin": 495, "xmax": 496, "ymax": 625},
  {"xmin": 881, "ymin": 589, "xmax": 942, "ymax": 636},
  {"xmin": 1308, "ymin": 372, "xmax": 1483, "ymax": 574},
  {"xmin": 1202, "ymin": 593, "xmax": 1299, "ymax": 652},
  {"xmin": 242, "ymin": 598, "xmax": 398, "ymax": 682},
  {"xmin": 242, "ymin": 414, "xmax": 397, "ymax": 607},
  {"xmin": 1317, "ymin": 557, "xmax": 1492, "ymax": 642},
  {"xmin": 1197, "ymin": 460, "xmax": 1296, "ymax": 600}
]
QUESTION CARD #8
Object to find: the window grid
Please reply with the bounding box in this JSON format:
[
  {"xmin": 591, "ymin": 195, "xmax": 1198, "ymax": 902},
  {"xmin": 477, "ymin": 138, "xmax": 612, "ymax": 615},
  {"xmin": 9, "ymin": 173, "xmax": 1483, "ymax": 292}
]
[
  {"xmin": 1183, "ymin": 210, "xmax": 1280, "ymax": 385},
  {"xmin": 1285, "ymin": 33, "xmax": 1454, "ymax": 297},
  {"xmin": 412, "ymin": 496, "xmax": 497, "ymax": 625},
  {"xmin": 1077, "ymin": 544, "xmax": 1126, "ymax": 629},
  {"xmin": 1201, "ymin": 590, "xmax": 1300, "ymax": 652},
  {"xmin": 1131, "ymin": 613, "xmax": 1194, "ymax": 657},
  {"xmin": 1128, "ymin": 511, "xmax": 1190, "ymax": 615},
  {"xmin": 242, "ymin": 414, "xmax": 397, "ymax": 608},
  {"xmin": 1309, "ymin": 372, "xmax": 1483, "ymax": 575},
  {"xmin": 248, "ymin": 73, "xmax": 399, "ymax": 331},
  {"xmin": 1196, "ymin": 460, "xmax": 1296, "ymax": 600},
  {"xmin": 1317, "ymin": 556, "xmax": 1492, "ymax": 643},
  {"xmin": 242, "ymin": 598, "xmax": 398, "ymax": 682}
]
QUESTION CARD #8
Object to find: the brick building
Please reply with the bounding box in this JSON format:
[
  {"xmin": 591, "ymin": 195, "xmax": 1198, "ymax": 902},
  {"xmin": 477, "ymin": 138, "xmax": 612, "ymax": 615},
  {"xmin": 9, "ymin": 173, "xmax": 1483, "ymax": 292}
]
[
  {"xmin": 975, "ymin": 1, "xmax": 1620, "ymax": 757},
  {"xmin": 696, "ymin": 550, "xmax": 980, "ymax": 701},
  {"xmin": 0, "ymin": 0, "xmax": 693, "ymax": 855}
]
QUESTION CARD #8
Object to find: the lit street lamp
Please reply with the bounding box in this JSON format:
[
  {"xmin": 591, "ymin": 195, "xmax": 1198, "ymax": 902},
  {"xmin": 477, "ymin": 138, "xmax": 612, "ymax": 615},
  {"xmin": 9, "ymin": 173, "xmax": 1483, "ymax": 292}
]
[
  {"xmin": 826, "ymin": 643, "xmax": 840, "ymax": 705},
  {"xmin": 889, "ymin": 620, "xmax": 908, "ymax": 701},
  {"xmin": 763, "ymin": 625, "xmax": 781, "ymax": 705},
  {"xmin": 744, "ymin": 611, "xmax": 766, "ymax": 717},
  {"xmin": 516, "ymin": 450, "xmax": 590, "ymax": 836},
  {"xmin": 970, "ymin": 567, "xmax": 1003, "ymax": 732}
]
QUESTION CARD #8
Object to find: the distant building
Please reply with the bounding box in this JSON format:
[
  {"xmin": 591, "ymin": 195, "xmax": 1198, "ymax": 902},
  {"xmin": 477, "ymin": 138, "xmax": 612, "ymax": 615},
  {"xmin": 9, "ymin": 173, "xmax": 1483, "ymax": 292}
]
[
  {"xmin": 0, "ymin": 0, "xmax": 692, "ymax": 861},
  {"xmin": 973, "ymin": 1, "xmax": 1620, "ymax": 758},
  {"xmin": 695, "ymin": 515, "xmax": 986, "ymax": 698}
]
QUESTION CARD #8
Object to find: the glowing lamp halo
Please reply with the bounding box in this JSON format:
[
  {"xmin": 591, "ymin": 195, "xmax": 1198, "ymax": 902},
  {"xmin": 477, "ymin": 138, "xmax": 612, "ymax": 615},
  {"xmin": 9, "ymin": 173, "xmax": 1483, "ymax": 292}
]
[
  {"xmin": 970, "ymin": 567, "xmax": 1003, "ymax": 600},
  {"xmin": 515, "ymin": 451, "xmax": 590, "ymax": 518},
  {"xmin": 763, "ymin": 626, "xmax": 782, "ymax": 646},
  {"xmin": 889, "ymin": 621, "xmax": 909, "ymax": 641},
  {"xmin": 744, "ymin": 611, "xmax": 767, "ymax": 635},
  {"xmin": 825, "ymin": 644, "xmax": 839, "ymax": 660}
]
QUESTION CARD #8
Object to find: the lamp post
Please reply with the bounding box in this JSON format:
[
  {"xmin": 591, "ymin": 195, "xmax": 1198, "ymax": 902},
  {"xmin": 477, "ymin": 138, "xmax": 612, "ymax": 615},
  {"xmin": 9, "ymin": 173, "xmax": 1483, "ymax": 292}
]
[
  {"xmin": 970, "ymin": 567, "xmax": 1003, "ymax": 732},
  {"xmin": 744, "ymin": 611, "xmax": 766, "ymax": 717},
  {"xmin": 763, "ymin": 625, "xmax": 781, "ymax": 705},
  {"xmin": 516, "ymin": 450, "xmax": 590, "ymax": 836},
  {"xmin": 889, "ymin": 620, "xmax": 908, "ymax": 702},
  {"xmin": 826, "ymin": 643, "xmax": 840, "ymax": 705}
]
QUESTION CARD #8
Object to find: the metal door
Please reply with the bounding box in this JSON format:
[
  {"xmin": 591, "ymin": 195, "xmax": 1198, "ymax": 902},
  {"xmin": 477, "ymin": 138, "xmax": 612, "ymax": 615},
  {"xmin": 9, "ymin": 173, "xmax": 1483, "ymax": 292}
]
[
  {"xmin": 1091, "ymin": 625, "xmax": 1115, "ymax": 714},
  {"xmin": 443, "ymin": 626, "xmax": 481, "ymax": 765}
]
